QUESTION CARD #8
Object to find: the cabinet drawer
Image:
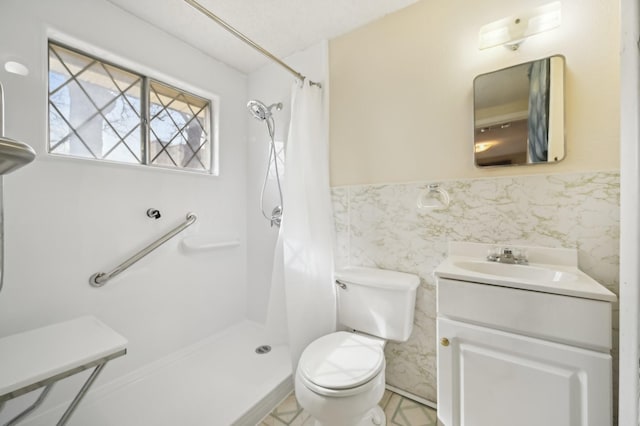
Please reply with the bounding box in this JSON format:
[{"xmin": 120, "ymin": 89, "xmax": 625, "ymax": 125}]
[{"xmin": 437, "ymin": 278, "xmax": 611, "ymax": 351}]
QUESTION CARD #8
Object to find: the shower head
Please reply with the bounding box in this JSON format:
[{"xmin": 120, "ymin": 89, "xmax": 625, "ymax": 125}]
[{"xmin": 247, "ymin": 100, "xmax": 282, "ymax": 121}]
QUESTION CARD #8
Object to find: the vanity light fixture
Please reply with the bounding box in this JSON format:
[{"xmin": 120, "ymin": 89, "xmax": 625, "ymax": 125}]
[{"xmin": 478, "ymin": 1, "xmax": 561, "ymax": 51}]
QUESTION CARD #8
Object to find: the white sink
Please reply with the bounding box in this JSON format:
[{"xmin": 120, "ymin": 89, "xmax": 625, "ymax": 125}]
[
  {"xmin": 453, "ymin": 260, "xmax": 578, "ymax": 283},
  {"xmin": 434, "ymin": 242, "xmax": 617, "ymax": 302}
]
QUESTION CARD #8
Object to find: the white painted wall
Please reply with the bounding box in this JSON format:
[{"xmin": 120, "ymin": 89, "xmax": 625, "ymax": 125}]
[
  {"xmin": 245, "ymin": 42, "xmax": 329, "ymax": 327},
  {"xmin": 0, "ymin": 0, "xmax": 248, "ymax": 417},
  {"xmin": 329, "ymin": 0, "xmax": 620, "ymax": 185},
  {"xmin": 618, "ymin": 0, "xmax": 640, "ymax": 423}
]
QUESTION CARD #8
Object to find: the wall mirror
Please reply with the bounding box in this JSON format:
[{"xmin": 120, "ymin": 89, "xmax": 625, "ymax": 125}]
[{"xmin": 473, "ymin": 55, "xmax": 565, "ymax": 167}]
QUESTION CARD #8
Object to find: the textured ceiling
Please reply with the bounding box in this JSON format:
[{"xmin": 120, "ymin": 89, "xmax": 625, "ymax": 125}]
[{"xmin": 106, "ymin": 0, "xmax": 421, "ymax": 74}]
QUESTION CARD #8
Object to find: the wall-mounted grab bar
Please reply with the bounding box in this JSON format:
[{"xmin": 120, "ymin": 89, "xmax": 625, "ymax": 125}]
[{"xmin": 90, "ymin": 213, "xmax": 197, "ymax": 287}]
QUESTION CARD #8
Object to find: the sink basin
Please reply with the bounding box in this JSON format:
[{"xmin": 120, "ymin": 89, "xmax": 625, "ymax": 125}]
[
  {"xmin": 453, "ymin": 260, "xmax": 578, "ymax": 283},
  {"xmin": 434, "ymin": 242, "xmax": 617, "ymax": 302}
]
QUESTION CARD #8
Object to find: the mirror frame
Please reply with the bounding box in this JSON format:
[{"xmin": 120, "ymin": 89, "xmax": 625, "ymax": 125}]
[{"xmin": 473, "ymin": 55, "xmax": 566, "ymax": 168}]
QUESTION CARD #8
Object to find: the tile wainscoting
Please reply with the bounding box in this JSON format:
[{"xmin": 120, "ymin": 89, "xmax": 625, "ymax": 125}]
[{"xmin": 331, "ymin": 170, "xmax": 620, "ymax": 404}]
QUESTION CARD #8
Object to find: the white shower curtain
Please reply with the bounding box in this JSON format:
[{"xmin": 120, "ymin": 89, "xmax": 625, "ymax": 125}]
[{"xmin": 276, "ymin": 80, "xmax": 336, "ymax": 369}]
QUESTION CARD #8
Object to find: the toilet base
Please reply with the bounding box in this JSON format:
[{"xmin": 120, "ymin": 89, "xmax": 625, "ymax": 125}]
[
  {"xmin": 310, "ymin": 405, "xmax": 386, "ymax": 426},
  {"xmin": 295, "ymin": 366, "xmax": 386, "ymax": 426}
]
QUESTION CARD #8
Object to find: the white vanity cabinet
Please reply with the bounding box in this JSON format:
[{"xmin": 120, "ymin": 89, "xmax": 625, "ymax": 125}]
[{"xmin": 436, "ymin": 277, "xmax": 613, "ymax": 426}]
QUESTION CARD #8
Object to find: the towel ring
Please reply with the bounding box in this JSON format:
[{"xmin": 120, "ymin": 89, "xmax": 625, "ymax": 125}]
[{"xmin": 417, "ymin": 184, "xmax": 450, "ymax": 211}]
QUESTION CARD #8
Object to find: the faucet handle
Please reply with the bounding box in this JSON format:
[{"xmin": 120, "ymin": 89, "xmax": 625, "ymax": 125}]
[
  {"xmin": 486, "ymin": 247, "xmax": 499, "ymax": 262},
  {"xmin": 487, "ymin": 246, "xmax": 528, "ymax": 264},
  {"xmin": 509, "ymin": 248, "xmax": 529, "ymax": 264},
  {"xmin": 514, "ymin": 248, "xmax": 528, "ymax": 264}
]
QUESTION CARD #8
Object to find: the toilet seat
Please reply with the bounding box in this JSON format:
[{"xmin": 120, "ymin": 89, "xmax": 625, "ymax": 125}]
[{"xmin": 298, "ymin": 331, "xmax": 385, "ymax": 397}]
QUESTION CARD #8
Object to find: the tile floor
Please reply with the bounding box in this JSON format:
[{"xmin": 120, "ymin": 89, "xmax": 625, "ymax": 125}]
[{"xmin": 259, "ymin": 389, "xmax": 438, "ymax": 426}]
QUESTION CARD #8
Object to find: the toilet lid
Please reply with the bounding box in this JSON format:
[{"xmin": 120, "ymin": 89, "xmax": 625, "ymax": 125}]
[{"xmin": 298, "ymin": 332, "xmax": 385, "ymax": 390}]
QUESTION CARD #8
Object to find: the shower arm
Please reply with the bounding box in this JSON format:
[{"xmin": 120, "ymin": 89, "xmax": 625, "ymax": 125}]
[{"xmin": 183, "ymin": 0, "xmax": 321, "ymax": 87}]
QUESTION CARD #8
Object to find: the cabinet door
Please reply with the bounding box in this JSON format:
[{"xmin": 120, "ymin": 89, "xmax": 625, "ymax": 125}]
[{"xmin": 437, "ymin": 318, "xmax": 612, "ymax": 426}]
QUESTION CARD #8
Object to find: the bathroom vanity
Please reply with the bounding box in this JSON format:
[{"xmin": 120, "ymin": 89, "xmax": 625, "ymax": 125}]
[{"xmin": 434, "ymin": 242, "xmax": 616, "ymax": 426}]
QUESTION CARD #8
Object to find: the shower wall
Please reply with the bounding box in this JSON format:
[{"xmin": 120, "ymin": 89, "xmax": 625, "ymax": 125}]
[
  {"xmin": 0, "ymin": 0, "xmax": 248, "ymax": 417},
  {"xmin": 329, "ymin": 0, "xmax": 620, "ymax": 185},
  {"xmin": 246, "ymin": 41, "xmax": 329, "ymax": 330}
]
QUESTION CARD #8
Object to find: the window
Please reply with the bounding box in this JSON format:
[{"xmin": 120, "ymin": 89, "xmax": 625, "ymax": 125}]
[{"xmin": 48, "ymin": 41, "xmax": 213, "ymax": 173}]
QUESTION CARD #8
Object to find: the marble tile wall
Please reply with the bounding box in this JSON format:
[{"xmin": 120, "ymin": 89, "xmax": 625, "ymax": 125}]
[{"xmin": 331, "ymin": 170, "xmax": 620, "ymax": 403}]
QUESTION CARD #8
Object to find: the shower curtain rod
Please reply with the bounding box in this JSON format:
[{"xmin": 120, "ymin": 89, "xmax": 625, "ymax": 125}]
[{"xmin": 183, "ymin": 0, "xmax": 320, "ymax": 87}]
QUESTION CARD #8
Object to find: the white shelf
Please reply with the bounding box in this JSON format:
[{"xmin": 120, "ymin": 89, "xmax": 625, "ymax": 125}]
[
  {"xmin": 0, "ymin": 316, "xmax": 127, "ymax": 400},
  {"xmin": 180, "ymin": 236, "xmax": 240, "ymax": 252}
]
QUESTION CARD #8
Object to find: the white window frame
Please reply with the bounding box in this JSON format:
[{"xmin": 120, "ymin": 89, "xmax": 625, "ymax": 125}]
[{"xmin": 47, "ymin": 40, "xmax": 217, "ymax": 175}]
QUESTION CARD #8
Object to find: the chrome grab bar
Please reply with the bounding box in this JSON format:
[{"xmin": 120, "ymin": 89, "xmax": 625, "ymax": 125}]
[{"xmin": 89, "ymin": 213, "xmax": 197, "ymax": 287}]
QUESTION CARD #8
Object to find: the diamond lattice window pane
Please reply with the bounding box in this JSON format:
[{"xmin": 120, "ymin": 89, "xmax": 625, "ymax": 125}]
[
  {"xmin": 48, "ymin": 43, "xmax": 143, "ymax": 164},
  {"xmin": 49, "ymin": 106, "xmax": 93, "ymax": 159},
  {"xmin": 105, "ymin": 97, "xmax": 142, "ymax": 142},
  {"xmin": 49, "ymin": 106, "xmax": 72, "ymax": 150},
  {"xmin": 103, "ymin": 126, "xmax": 140, "ymax": 164},
  {"xmin": 49, "ymin": 52, "xmax": 71, "ymax": 94},
  {"xmin": 47, "ymin": 41, "xmax": 214, "ymax": 174},
  {"xmin": 149, "ymin": 80, "xmax": 211, "ymax": 172}
]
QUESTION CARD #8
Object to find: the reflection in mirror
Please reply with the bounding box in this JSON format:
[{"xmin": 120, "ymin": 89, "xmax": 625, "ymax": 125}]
[{"xmin": 473, "ymin": 56, "xmax": 565, "ymax": 167}]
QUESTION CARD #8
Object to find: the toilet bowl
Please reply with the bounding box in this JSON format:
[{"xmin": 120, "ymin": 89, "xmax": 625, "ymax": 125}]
[
  {"xmin": 294, "ymin": 267, "xmax": 420, "ymax": 426},
  {"xmin": 295, "ymin": 331, "xmax": 387, "ymax": 426}
]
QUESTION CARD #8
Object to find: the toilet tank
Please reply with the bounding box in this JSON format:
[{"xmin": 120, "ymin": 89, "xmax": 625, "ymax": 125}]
[{"xmin": 335, "ymin": 266, "xmax": 420, "ymax": 342}]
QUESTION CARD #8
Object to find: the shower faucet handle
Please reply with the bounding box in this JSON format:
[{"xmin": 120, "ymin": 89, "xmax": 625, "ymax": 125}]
[{"xmin": 270, "ymin": 206, "xmax": 282, "ymax": 227}]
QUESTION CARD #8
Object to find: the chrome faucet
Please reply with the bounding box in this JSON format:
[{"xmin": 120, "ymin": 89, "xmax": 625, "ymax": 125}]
[{"xmin": 487, "ymin": 248, "xmax": 528, "ymax": 265}]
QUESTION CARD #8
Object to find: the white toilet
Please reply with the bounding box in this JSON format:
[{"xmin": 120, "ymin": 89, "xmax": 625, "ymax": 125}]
[{"xmin": 295, "ymin": 266, "xmax": 420, "ymax": 426}]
